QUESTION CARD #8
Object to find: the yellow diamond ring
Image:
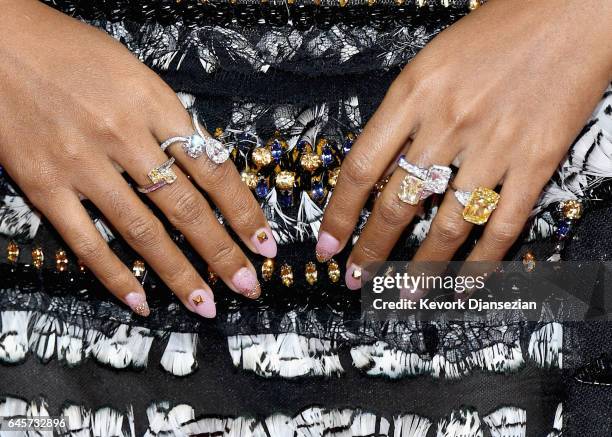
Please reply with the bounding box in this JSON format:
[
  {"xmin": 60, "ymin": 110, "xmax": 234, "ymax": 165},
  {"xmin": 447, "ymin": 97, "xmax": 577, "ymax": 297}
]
[
  {"xmin": 453, "ymin": 186, "xmax": 500, "ymax": 225},
  {"xmin": 137, "ymin": 157, "xmax": 178, "ymax": 194}
]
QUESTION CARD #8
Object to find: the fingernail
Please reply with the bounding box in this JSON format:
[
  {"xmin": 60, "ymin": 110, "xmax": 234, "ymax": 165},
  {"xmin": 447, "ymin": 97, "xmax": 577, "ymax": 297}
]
[
  {"xmin": 188, "ymin": 288, "xmax": 216, "ymax": 318},
  {"xmin": 345, "ymin": 264, "xmax": 362, "ymax": 290},
  {"xmin": 251, "ymin": 228, "xmax": 277, "ymax": 258},
  {"xmin": 316, "ymin": 232, "xmax": 340, "ymax": 262},
  {"xmin": 124, "ymin": 292, "xmax": 150, "ymax": 317},
  {"xmin": 232, "ymin": 267, "xmax": 261, "ymax": 299}
]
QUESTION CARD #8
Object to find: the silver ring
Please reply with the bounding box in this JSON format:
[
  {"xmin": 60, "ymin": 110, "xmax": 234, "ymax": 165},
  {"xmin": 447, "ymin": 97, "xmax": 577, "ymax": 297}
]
[
  {"xmin": 160, "ymin": 113, "xmax": 231, "ymax": 165},
  {"xmin": 397, "ymin": 155, "xmax": 452, "ymax": 199},
  {"xmin": 397, "ymin": 155, "xmax": 429, "ymax": 180}
]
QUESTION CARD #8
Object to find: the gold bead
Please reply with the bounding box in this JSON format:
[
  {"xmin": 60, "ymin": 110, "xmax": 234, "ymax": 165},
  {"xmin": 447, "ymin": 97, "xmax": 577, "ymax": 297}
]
[
  {"xmin": 78, "ymin": 259, "xmax": 87, "ymax": 273},
  {"xmin": 300, "ymin": 153, "xmax": 322, "ymax": 172},
  {"xmin": 31, "ymin": 247, "xmax": 44, "ymax": 269},
  {"xmin": 262, "ymin": 258, "xmax": 275, "ymax": 281},
  {"xmin": 416, "ymin": 0, "xmax": 427, "ymax": 7},
  {"xmin": 523, "ymin": 251, "xmax": 536, "ymax": 272},
  {"xmin": 257, "ymin": 231, "xmax": 268, "ymax": 243},
  {"xmin": 305, "ymin": 261, "xmax": 318, "ymax": 285},
  {"xmin": 280, "ymin": 263, "xmax": 294, "ymax": 287},
  {"xmin": 7, "ymin": 241, "xmax": 19, "ymax": 264},
  {"xmin": 327, "ymin": 167, "xmax": 341, "ymax": 188},
  {"xmin": 275, "ymin": 171, "xmax": 295, "ymax": 190},
  {"xmin": 339, "ymin": 0, "xmax": 348, "ymax": 6},
  {"xmin": 367, "ymin": 0, "xmax": 376, "ymax": 5},
  {"xmin": 241, "ymin": 170, "xmax": 258, "ymax": 190},
  {"xmin": 252, "ymin": 147, "xmax": 273, "ymax": 169},
  {"xmin": 468, "ymin": 0, "xmax": 480, "ymax": 10},
  {"xmin": 208, "ymin": 267, "xmax": 219, "ymax": 285},
  {"xmin": 561, "ymin": 200, "xmax": 582, "ymax": 220},
  {"xmin": 214, "ymin": 127, "xmax": 224, "ymax": 138},
  {"xmin": 328, "ymin": 259, "xmax": 340, "ymax": 283},
  {"xmin": 394, "ymin": 0, "xmax": 405, "ymax": 5},
  {"xmin": 55, "ymin": 249, "xmax": 68, "ymax": 272},
  {"xmin": 132, "ymin": 260, "xmax": 146, "ymax": 277}
]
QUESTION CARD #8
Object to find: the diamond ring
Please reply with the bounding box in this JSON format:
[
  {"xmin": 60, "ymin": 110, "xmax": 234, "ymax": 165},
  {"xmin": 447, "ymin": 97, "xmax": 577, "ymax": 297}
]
[
  {"xmin": 396, "ymin": 156, "xmax": 452, "ymax": 205},
  {"xmin": 160, "ymin": 113, "xmax": 231, "ymax": 165},
  {"xmin": 453, "ymin": 186, "xmax": 500, "ymax": 225},
  {"xmin": 137, "ymin": 157, "xmax": 178, "ymax": 194}
]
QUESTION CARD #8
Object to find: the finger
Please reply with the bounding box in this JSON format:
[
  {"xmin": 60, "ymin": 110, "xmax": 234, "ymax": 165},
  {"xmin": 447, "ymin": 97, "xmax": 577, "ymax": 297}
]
[
  {"xmin": 315, "ymin": 80, "xmax": 417, "ymax": 262},
  {"xmin": 466, "ymin": 168, "xmax": 549, "ymax": 261},
  {"xmin": 112, "ymin": 143, "xmax": 261, "ymax": 300},
  {"xmin": 33, "ymin": 190, "xmax": 151, "ymax": 317},
  {"xmin": 79, "ymin": 163, "xmax": 217, "ymax": 317},
  {"xmin": 148, "ymin": 90, "xmax": 277, "ymax": 258},
  {"xmin": 413, "ymin": 155, "xmax": 505, "ymax": 262},
  {"xmin": 345, "ymin": 130, "xmax": 457, "ymax": 289}
]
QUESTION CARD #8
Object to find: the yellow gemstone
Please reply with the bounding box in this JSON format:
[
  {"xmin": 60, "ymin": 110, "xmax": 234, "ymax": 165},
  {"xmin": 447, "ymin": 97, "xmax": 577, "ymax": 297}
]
[
  {"xmin": 214, "ymin": 127, "xmax": 224, "ymax": 138},
  {"xmin": 328, "ymin": 167, "xmax": 341, "ymax": 188},
  {"xmin": 276, "ymin": 171, "xmax": 295, "ymax": 190},
  {"xmin": 468, "ymin": 0, "xmax": 480, "ymax": 10},
  {"xmin": 55, "ymin": 249, "xmax": 69, "ymax": 272},
  {"xmin": 32, "ymin": 247, "xmax": 44, "ymax": 269},
  {"xmin": 280, "ymin": 263, "xmax": 294, "ymax": 287},
  {"xmin": 7, "ymin": 241, "xmax": 19, "ymax": 264},
  {"xmin": 132, "ymin": 260, "xmax": 146, "ymax": 277},
  {"xmin": 262, "ymin": 258, "xmax": 275, "ymax": 281},
  {"xmin": 397, "ymin": 174, "xmax": 424, "ymax": 205},
  {"xmin": 252, "ymin": 147, "xmax": 273, "ymax": 168},
  {"xmin": 300, "ymin": 153, "xmax": 322, "ymax": 172},
  {"xmin": 148, "ymin": 166, "xmax": 176, "ymax": 185},
  {"xmin": 241, "ymin": 170, "xmax": 258, "ymax": 189},
  {"xmin": 561, "ymin": 200, "xmax": 582, "ymax": 220},
  {"xmin": 328, "ymin": 259, "xmax": 340, "ymax": 283},
  {"xmin": 462, "ymin": 187, "xmax": 500, "ymax": 225},
  {"xmin": 305, "ymin": 261, "xmax": 318, "ymax": 285}
]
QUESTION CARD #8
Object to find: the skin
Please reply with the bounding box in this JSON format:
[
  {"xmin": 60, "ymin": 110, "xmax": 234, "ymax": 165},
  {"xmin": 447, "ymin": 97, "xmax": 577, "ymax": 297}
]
[
  {"xmin": 0, "ymin": 0, "xmax": 278, "ymax": 317},
  {"xmin": 317, "ymin": 0, "xmax": 612, "ymax": 289}
]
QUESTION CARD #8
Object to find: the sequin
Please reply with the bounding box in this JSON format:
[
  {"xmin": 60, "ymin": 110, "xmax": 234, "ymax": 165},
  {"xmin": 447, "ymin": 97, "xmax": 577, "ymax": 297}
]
[{"xmin": 281, "ymin": 263, "xmax": 294, "ymax": 287}]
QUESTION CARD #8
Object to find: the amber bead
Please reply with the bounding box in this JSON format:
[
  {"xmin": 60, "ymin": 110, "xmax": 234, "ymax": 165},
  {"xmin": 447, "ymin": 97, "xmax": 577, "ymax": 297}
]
[
  {"xmin": 305, "ymin": 261, "xmax": 318, "ymax": 285},
  {"xmin": 280, "ymin": 263, "xmax": 294, "ymax": 287},
  {"xmin": 262, "ymin": 258, "xmax": 275, "ymax": 281},
  {"xmin": 55, "ymin": 250, "xmax": 69, "ymax": 272}
]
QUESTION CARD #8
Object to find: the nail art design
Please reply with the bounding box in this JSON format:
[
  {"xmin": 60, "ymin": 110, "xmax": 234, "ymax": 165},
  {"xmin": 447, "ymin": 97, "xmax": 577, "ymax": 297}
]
[
  {"xmin": 251, "ymin": 228, "xmax": 277, "ymax": 258},
  {"xmin": 233, "ymin": 267, "xmax": 261, "ymax": 299},
  {"xmin": 188, "ymin": 289, "xmax": 216, "ymax": 318},
  {"xmin": 345, "ymin": 264, "xmax": 362, "ymax": 290},
  {"xmin": 315, "ymin": 232, "xmax": 340, "ymax": 262},
  {"xmin": 124, "ymin": 292, "xmax": 150, "ymax": 317}
]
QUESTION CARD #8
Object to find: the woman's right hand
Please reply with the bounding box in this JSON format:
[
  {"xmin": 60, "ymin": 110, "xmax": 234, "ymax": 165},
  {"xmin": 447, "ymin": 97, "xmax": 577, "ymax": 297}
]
[{"xmin": 0, "ymin": 0, "xmax": 276, "ymax": 317}]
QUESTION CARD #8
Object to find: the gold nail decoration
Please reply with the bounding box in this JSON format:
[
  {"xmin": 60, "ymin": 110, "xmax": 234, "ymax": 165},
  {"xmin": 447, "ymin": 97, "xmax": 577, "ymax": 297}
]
[
  {"xmin": 257, "ymin": 231, "xmax": 268, "ymax": 243},
  {"xmin": 132, "ymin": 260, "xmax": 146, "ymax": 277},
  {"xmin": 55, "ymin": 249, "xmax": 68, "ymax": 272},
  {"xmin": 7, "ymin": 241, "xmax": 19, "ymax": 264},
  {"xmin": 328, "ymin": 259, "xmax": 340, "ymax": 283},
  {"xmin": 305, "ymin": 261, "xmax": 318, "ymax": 285},
  {"xmin": 280, "ymin": 263, "xmax": 294, "ymax": 287},
  {"xmin": 523, "ymin": 251, "xmax": 536, "ymax": 272},
  {"xmin": 262, "ymin": 258, "xmax": 275, "ymax": 281},
  {"xmin": 352, "ymin": 267, "xmax": 362, "ymax": 280},
  {"xmin": 32, "ymin": 247, "xmax": 44, "ymax": 269},
  {"xmin": 561, "ymin": 200, "xmax": 582, "ymax": 220},
  {"xmin": 241, "ymin": 170, "xmax": 258, "ymax": 189},
  {"xmin": 208, "ymin": 267, "xmax": 219, "ymax": 285},
  {"xmin": 133, "ymin": 301, "xmax": 150, "ymax": 317},
  {"xmin": 192, "ymin": 294, "xmax": 205, "ymax": 305}
]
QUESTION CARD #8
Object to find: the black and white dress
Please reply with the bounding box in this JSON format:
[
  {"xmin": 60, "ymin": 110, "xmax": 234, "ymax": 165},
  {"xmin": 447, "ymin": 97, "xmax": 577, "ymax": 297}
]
[{"xmin": 1, "ymin": 1, "xmax": 612, "ymax": 435}]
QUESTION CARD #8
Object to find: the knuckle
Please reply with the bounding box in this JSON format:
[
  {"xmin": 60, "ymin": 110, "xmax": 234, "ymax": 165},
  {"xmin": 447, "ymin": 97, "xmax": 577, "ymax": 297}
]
[
  {"xmin": 208, "ymin": 240, "xmax": 237, "ymax": 266},
  {"xmin": 356, "ymin": 240, "xmax": 385, "ymax": 263},
  {"xmin": 125, "ymin": 216, "xmax": 162, "ymax": 248},
  {"xmin": 229, "ymin": 200, "xmax": 260, "ymax": 230},
  {"xmin": 204, "ymin": 161, "xmax": 233, "ymax": 189},
  {"xmin": 487, "ymin": 223, "xmax": 521, "ymax": 247},
  {"xmin": 376, "ymin": 196, "xmax": 409, "ymax": 228},
  {"xmin": 431, "ymin": 216, "xmax": 465, "ymax": 244},
  {"xmin": 169, "ymin": 188, "xmax": 207, "ymax": 227},
  {"xmin": 72, "ymin": 237, "xmax": 106, "ymax": 264},
  {"xmin": 341, "ymin": 154, "xmax": 378, "ymax": 189},
  {"xmin": 164, "ymin": 261, "xmax": 196, "ymax": 287}
]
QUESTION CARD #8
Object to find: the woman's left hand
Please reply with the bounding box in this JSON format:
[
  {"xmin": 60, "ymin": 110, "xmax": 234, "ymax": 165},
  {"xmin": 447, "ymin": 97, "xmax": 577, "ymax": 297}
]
[{"xmin": 316, "ymin": 0, "xmax": 612, "ymax": 289}]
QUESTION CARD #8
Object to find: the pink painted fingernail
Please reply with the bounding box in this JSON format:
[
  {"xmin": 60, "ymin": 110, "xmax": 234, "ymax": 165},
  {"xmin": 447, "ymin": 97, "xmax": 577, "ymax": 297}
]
[
  {"xmin": 345, "ymin": 264, "xmax": 362, "ymax": 290},
  {"xmin": 232, "ymin": 267, "xmax": 261, "ymax": 299},
  {"xmin": 124, "ymin": 292, "xmax": 150, "ymax": 317},
  {"xmin": 251, "ymin": 228, "xmax": 277, "ymax": 258},
  {"xmin": 188, "ymin": 288, "xmax": 216, "ymax": 318},
  {"xmin": 316, "ymin": 232, "xmax": 340, "ymax": 262}
]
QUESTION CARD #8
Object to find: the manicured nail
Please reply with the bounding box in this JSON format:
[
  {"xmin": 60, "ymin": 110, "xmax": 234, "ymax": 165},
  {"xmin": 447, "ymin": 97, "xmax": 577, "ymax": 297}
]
[
  {"xmin": 251, "ymin": 228, "xmax": 277, "ymax": 258},
  {"xmin": 124, "ymin": 292, "xmax": 150, "ymax": 317},
  {"xmin": 232, "ymin": 267, "xmax": 261, "ymax": 299},
  {"xmin": 316, "ymin": 232, "xmax": 340, "ymax": 262},
  {"xmin": 188, "ymin": 288, "xmax": 216, "ymax": 318},
  {"xmin": 345, "ymin": 264, "xmax": 362, "ymax": 290}
]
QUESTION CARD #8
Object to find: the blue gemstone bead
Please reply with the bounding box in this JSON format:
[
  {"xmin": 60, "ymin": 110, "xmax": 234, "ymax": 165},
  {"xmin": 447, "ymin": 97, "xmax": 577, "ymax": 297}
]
[
  {"xmin": 321, "ymin": 145, "xmax": 333, "ymax": 167},
  {"xmin": 342, "ymin": 138, "xmax": 353, "ymax": 155},
  {"xmin": 271, "ymin": 140, "xmax": 283, "ymax": 162},
  {"xmin": 311, "ymin": 182, "xmax": 325, "ymax": 201},
  {"xmin": 556, "ymin": 220, "xmax": 571, "ymax": 239},
  {"xmin": 279, "ymin": 191, "xmax": 293, "ymax": 207},
  {"xmin": 296, "ymin": 140, "xmax": 308, "ymax": 152},
  {"xmin": 255, "ymin": 180, "xmax": 269, "ymax": 198}
]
